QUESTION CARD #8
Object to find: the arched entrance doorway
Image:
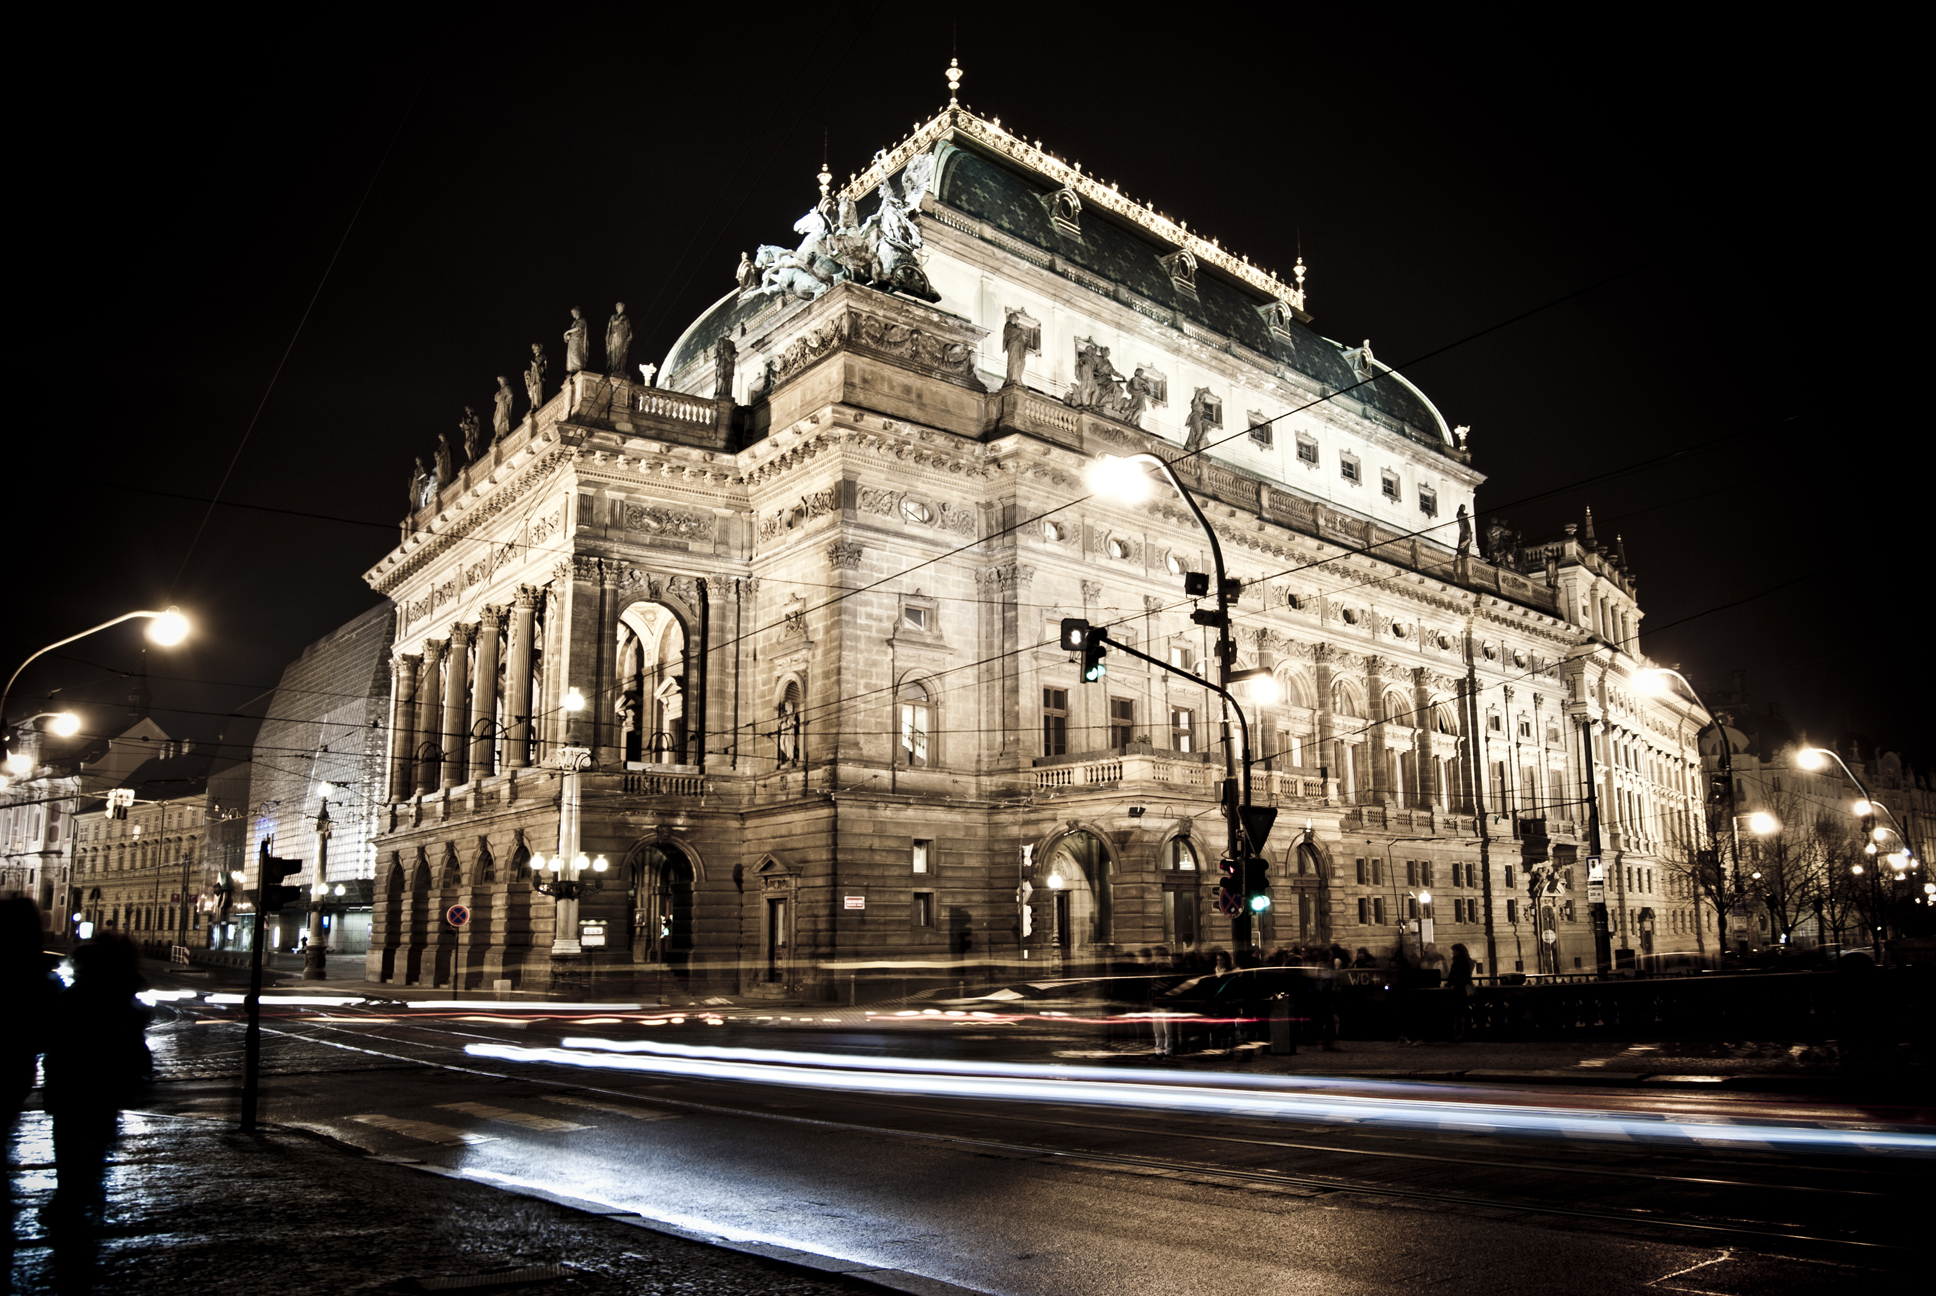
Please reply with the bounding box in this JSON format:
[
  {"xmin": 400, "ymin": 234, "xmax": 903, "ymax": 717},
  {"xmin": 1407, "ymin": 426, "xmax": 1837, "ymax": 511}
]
[
  {"xmin": 1041, "ymin": 829, "xmax": 1112, "ymax": 965},
  {"xmin": 627, "ymin": 840, "xmax": 696, "ymax": 973},
  {"xmin": 616, "ymin": 602, "xmax": 689, "ymax": 764}
]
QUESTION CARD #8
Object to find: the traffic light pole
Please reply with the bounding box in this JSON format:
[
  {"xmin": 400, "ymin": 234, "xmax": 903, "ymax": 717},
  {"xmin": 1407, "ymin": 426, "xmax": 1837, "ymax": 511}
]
[{"xmin": 241, "ymin": 840, "xmax": 267, "ymax": 1133}]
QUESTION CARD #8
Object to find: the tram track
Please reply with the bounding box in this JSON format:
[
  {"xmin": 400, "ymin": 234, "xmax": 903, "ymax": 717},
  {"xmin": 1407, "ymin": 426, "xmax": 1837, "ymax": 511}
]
[{"xmin": 149, "ymin": 1008, "xmax": 1911, "ymax": 1258}]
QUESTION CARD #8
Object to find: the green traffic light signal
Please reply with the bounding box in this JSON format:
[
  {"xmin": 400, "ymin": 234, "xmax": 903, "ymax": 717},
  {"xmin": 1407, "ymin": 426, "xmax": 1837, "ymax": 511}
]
[{"xmin": 1248, "ymin": 893, "xmax": 1272, "ymax": 913}]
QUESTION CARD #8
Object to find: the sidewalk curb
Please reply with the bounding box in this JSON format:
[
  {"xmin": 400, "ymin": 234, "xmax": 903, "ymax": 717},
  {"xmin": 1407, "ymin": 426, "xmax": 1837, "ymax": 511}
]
[{"xmin": 254, "ymin": 1123, "xmax": 991, "ymax": 1296}]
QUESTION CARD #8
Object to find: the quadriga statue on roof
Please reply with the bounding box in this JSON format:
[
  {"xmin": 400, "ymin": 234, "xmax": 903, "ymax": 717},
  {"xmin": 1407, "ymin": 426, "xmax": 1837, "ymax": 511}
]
[{"xmin": 750, "ymin": 153, "xmax": 940, "ymax": 303}]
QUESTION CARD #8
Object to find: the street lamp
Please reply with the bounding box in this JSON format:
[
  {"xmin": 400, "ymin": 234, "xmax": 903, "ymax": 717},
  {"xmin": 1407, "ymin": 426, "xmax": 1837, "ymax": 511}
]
[
  {"xmin": 1088, "ymin": 452, "xmax": 1266, "ymax": 947},
  {"xmin": 3, "ymin": 607, "xmax": 190, "ymax": 764},
  {"xmin": 531, "ymin": 747, "xmax": 600, "ymax": 954},
  {"xmin": 1795, "ymin": 745, "xmax": 1921, "ymax": 957}
]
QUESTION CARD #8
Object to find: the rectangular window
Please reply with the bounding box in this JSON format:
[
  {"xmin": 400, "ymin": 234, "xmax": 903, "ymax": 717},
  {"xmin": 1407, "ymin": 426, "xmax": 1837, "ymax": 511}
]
[
  {"xmin": 1381, "ymin": 471, "xmax": 1400, "ymax": 501},
  {"xmin": 1296, "ymin": 434, "xmax": 1319, "ymax": 465},
  {"xmin": 912, "ymin": 840, "xmax": 931, "ymax": 874},
  {"xmin": 1418, "ymin": 486, "xmax": 1437, "ymax": 517},
  {"xmin": 1488, "ymin": 713, "xmax": 1503, "ymax": 733},
  {"xmin": 1355, "ymin": 858, "xmax": 1367, "ymax": 885},
  {"xmin": 1358, "ymin": 897, "xmax": 1370, "ymax": 924},
  {"xmin": 1421, "ymin": 861, "xmax": 1435, "ymax": 888},
  {"xmin": 1170, "ymin": 708, "xmax": 1194, "ymax": 753},
  {"xmin": 1109, "ymin": 697, "xmax": 1135, "ymax": 750},
  {"xmin": 1248, "ymin": 414, "xmax": 1273, "ymax": 448},
  {"xmin": 900, "ymin": 698, "xmax": 929, "ymax": 767},
  {"xmin": 1506, "ymin": 898, "xmax": 1519, "ymax": 924},
  {"xmin": 1405, "ymin": 860, "xmax": 1418, "ymax": 886},
  {"xmin": 1042, "ymin": 688, "xmax": 1068, "ymax": 757},
  {"xmin": 1407, "ymin": 897, "xmax": 1419, "ymax": 920},
  {"xmin": 1168, "ymin": 645, "xmax": 1190, "ymax": 670},
  {"xmin": 1504, "ymin": 864, "xmax": 1516, "ymax": 890},
  {"xmin": 1340, "ymin": 455, "xmax": 1361, "ymax": 484},
  {"xmin": 902, "ymin": 605, "xmax": 929, "ymax": 632},
  {"xmin": 1371, "ymin": 858, "xmax": 1384, "ymax": 886},
  {"xmin": 1372, "ymin": 897, "xmax": 1386, "ymax": 925},
  {"xmin": 1518, "ymin": 719, "xmax": 1532, "ymax": 738},
  {"xmin": 1164, "ymin": 889, "xmax": 1200, "ymax": 947},
  {"xmin": 912, "ymin": 892, "xmax": 934, "ymax": 927}
]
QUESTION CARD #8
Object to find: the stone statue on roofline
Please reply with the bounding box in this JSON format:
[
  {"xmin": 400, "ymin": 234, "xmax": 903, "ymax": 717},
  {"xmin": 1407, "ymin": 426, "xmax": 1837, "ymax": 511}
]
[
  {"xmin": 1456, "ymin": 504, "xmax": 1472, "ymax": 559},
  {"xmin": 461, "ymin": 407, "xmax": 483, "ymax": 461},
  {"xmin": 606, "ymin": 303, "xmax": 632, "ymax": 376},
  {"xmin": 525, "ymin": 344, "xmax": 548, "ymax": 414},
  {"xmin": 493, "ymin": 377, "xmax": 514, "ymax": 437},
  {"xmin": 563, "ymin": 308, "xmax": 590, "ymax": 374},
  {"xmin": 735, "ymin": 252, "xmax": 758, "ymax": 295},
  {"xmin": 638, "ymin": 362, "xmax": 658, "ymax": 388},
  {"xmin": 712, "ymin": 336, "xmax": 737, "ymax": 399},
  {"xmin": 1126, "ymin": 367, "xmax": 1156, "ymax": 423},
  {"xmin": 409, "ymin": 457, "xmax": 428, "ymax": 510},
  {"xmin": 434, "ymin": 431, "xmax": 454, "ymax": 485},
  {"xmin": 1184, "ymin": 387, "xmax": 1217, "ymax": 451}
]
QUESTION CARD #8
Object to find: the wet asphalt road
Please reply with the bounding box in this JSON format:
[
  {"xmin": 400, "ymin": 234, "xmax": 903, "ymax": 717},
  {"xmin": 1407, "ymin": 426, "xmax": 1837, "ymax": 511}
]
[{"xmin": 133, "ymin": 997, "xmax": 1920, "ymax": 1295}]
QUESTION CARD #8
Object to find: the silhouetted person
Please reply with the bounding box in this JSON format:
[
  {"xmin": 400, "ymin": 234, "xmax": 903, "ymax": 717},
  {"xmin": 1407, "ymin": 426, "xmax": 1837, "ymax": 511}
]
[
  {"xmin": 1448, "ymin": 943, "xmax": 1476, "ymax": 989},
  {"xmin": 43, "ymin": 937, "xmax": 151, "ymax": 1241},
  {"xmin": 3, "ymin": 897, "xmax": 60, "ymax": 1277}
]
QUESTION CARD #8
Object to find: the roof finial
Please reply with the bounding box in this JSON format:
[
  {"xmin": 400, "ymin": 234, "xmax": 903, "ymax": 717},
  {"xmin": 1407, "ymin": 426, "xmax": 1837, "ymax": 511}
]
[
  {"xmin": 946, "ymin": 57, "xmax": 962, "ymax": 106},
  {"xmin": 817, "ymin": 130, "xmax": 831, "ymax": 205},
  {"xmin": 1582, "ymin": 506, "xmax": 1598, "ymax": 551}
]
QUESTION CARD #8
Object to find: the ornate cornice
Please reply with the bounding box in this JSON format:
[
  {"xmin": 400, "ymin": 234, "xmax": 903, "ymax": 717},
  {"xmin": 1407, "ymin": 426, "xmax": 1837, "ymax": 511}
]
[{"xmin": 371, "ymin": 446, "xmax": 571, "ymax": 597}]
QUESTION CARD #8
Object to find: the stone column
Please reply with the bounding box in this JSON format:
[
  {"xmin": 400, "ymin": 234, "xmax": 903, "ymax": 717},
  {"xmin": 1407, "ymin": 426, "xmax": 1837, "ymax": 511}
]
[
  {"xmin": 565, "ymin": 555, "xmax": 604, "ymax": 750},
  {"xmin": 414, "ymin": 640, "xmax": 446, "ymax": 795},
  {"xmin": 1366, "ymin": 656, "xmax": 1390, "ymax": 804},
  {"xmin": 1314, "ymin": 645, "xmax": 1338, "ymax": 805},
  {"xmin": 594, "ymin": 561, "xmax": 621, "ymax": 765},
  {"xmin": 1412, "ymin": 667, "xmax": 1436, "ymax": 809},
  {"xmin": 469, "ymin": 607, "xmax": 503, "ymax": 780},
  {"xmin": 505, "ymin": 587, "xmax": 536, "ymax": 769},
  {"xmin": 442, "ymin": 623, "xmax": 474, "ymax": 790},
  {"xmin": 389, "ymin": 655, "xmax": 419, "ymax": 802}
]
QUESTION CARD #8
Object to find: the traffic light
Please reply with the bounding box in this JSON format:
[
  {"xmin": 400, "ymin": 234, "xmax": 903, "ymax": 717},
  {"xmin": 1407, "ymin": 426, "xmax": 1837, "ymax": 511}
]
[
  {"xmin": 1080, "ymin": 627, "xmax": 1107, "ymax": 683},
  {"xmin": 1216, "ymin": 857, "xmax": 1245, "ymax": 915},
  {"xmin": 1058, "ymin": 617, "xmax": 1089, "ymax": 651},
  {"xmin": 254, "ymin": 845, "xmax": 303, "ymax": 912},
  {"xmin": 108, "ymin": 787, "xmax": 134, "ymax": 821},
  {"xmin": 1244, "ymin": 856, "xmax": 1272, "ymax": 913}
]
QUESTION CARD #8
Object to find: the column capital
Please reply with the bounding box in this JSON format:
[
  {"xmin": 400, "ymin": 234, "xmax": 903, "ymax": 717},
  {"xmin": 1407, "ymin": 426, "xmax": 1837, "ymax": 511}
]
[
  {"xmin": 513, "ymin": 585, "xmax": 538, "ymax": 610},
  {"xmin": 421, "ymin": 638, "xmax": 448, "ymax": 662},
  {"xmin": 448, "ymin": 622, "xmax": 476, "ymax": 649},
  {"xmin": 478, "ymin": 604, "xmax": 506, "ymax": 629}
]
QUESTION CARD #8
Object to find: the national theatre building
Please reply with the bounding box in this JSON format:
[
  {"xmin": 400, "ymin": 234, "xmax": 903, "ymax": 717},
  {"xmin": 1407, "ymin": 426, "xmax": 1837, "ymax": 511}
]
[{"xmin": 355, "ymin": 67, "xmax": 1715, "ymax": 996}]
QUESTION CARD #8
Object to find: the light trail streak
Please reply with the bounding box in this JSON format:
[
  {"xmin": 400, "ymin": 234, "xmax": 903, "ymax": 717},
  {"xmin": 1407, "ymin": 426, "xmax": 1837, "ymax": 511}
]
[{"xmin": 465, "ymin": 1040, "xmax": 1936, "ymax": 1157}]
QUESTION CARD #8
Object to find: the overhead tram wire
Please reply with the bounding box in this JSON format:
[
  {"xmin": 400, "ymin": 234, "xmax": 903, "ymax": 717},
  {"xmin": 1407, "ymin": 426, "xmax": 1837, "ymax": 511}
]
[{"xmin": 165, "ymin": 78, "xmax": 425, "ymax": 601}]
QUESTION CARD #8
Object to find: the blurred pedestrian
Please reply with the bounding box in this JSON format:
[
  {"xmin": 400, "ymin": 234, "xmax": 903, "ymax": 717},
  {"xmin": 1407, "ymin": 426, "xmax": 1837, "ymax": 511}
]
[
  {"xmin": 42, "ymin": 936, "xmax": 151, "ymax": 1235},
  {"xmin": 4, "ymin": 897, "xmax": 61, "ymax": 1275},
  {"xmin": 1351, "ymin": 947, "xmax": 1376, "ymax": 969},
  {"xmin": 1448, "ymin": 942, "xmax": 1475, "ymax": 989}
]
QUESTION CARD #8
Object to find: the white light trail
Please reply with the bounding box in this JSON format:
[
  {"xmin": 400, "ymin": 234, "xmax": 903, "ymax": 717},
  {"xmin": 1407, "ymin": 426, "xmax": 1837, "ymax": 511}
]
[{"xmin": 465, "ymin": 1040, "xmax": 1936, "ymax": 1157}]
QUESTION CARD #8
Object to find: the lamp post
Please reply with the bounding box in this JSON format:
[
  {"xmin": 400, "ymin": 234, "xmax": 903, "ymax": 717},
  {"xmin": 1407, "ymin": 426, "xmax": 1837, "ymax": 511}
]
[
  {"xmin": 1088, "ymin": 453, "xmax": 1267, "ymax": 948},
  {"xmin": 304, "ymin": 800, "xmax": 332, "ymax": 980},
  {"xmin": 2, "ymin": 608, "xmax": 189, "ymax": 760},
  {"xmin": 1797, "ymin": 746, "xmax": 1919, "ymax": 957},
  {"xmin": 531, "ymin": 747, "xmax": 607, "ymax": 955},
  {"xmin": 1633, "ymin": 667, "xmax": 1736, "ymax": 964}
]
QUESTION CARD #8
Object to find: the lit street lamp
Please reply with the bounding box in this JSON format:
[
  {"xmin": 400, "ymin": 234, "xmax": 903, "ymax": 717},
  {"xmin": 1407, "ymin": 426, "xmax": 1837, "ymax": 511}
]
[
  {"xmin": 2, "ymin": 607, "xmax": 190, "ymax": 765},
  {"xmin": 1796, "ymin": 745, "xmax": 1919, "ymax": 957},
  {"xmin": 531, "ymin": 747, "xmax": 606, "ymax": 955},
  {"xmin": 1088, "ymin": 453, "xmax": 1271, "ymax": 947}
]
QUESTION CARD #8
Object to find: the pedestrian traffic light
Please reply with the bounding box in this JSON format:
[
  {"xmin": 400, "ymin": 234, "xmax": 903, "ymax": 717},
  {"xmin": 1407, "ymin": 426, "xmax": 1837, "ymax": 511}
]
[
  {"xmin": 254, "ymin": 846, "xmax": 303, "ymax": 912},
  {"xmin": 1216, "ymin": 857, "xmax": 1244, "ymax": 915},
  {"xmin": 1058, "ymin": 617, "xmax": 1090, "ymax": 651},
  {"xmin": 1080, "ymin": 627, "xmax": 1107, "ymax": 682}
]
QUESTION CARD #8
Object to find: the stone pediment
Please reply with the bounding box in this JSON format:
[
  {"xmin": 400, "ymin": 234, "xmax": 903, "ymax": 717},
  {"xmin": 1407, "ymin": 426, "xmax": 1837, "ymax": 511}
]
[{"xmin": 753, "ymin": 281, "xmax": 988, "ymax": 399}]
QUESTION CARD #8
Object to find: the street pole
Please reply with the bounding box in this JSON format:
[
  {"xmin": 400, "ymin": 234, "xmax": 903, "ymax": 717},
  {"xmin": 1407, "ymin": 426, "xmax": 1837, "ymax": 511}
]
[
  {"xmin": 1464, "ymin": 644, "xmax": 1498, "ymax": 978},
  {"xmin": 240, "ymin": 838, "xmax": 267, "ymax": 1133},
  {"xmin": 1582, "ymin": 720, "xmax": 1612, "ymax": 975},
  {"xmin": 303, "ymin": 803, "xmax": 331, "ymax": 980}
]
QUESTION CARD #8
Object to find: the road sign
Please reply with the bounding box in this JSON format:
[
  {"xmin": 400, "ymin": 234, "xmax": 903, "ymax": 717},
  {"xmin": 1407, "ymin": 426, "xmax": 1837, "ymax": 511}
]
[
  {"xmin": 844, "ymin": 896, "xmax": 866, "ymax": 910},
  {"xmin": 445, "ymin": 904, "xmax": 470, "ymax": 928},
  {"xmin": 1542, "ymin": 929, "xmax": 1557, "ymax": 944},
  {"xmin": 1587, "ymin": 881, "xmax": 1606, "ymax": 905}
]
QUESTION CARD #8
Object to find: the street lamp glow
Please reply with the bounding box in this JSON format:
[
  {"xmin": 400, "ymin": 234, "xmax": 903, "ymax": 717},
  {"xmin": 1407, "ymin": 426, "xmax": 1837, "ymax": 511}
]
[
  {"xmin": 1228, "ymin": 667, "xmax": 1279, "ymax": 704},
  {"xmin": 1873, "ymin": 826, "xmax": 1890, "ymax": 843},
  {"xmin": 1417, "ymin": 890, "xmax": 1432, "ymax": 905},
  {"xmin": 1747, "ymin": 810, "xmax": 1779, "ymax": 836},
  {"xmin": 48, "ymin": 711, "xmax": 81, "ymax": 737},
  {"xmin": 1087, "ymin": 454, "xmax": 1153, "ymax": 504},
  {"xmin": 1046, "ymin": 872, "xmax": 1066, "ymax": 890},
  {"xmin": 1853, "ymin": 798, "xmax": 1873, "ymax": 817},
  {"xmin": 591, "ymin": 855, "xmax": 609, "ymax": 872},
  {"xmin": 147, "ymin": 607, "xmax": 190, "ymax": 646},
  {"xmin": 1796, "ymin": 747, "xmax": 1827, "ymax": 771},
  {"xmin": 3, "ymin": 753, "xmax": 31, "ymax": 776},
  {"xmin": 1631, "ymin": 669, "xmax": 1670, "ymax": 697},
  {"xmin": 573, "ymin": 852, "xmax": 590, "ymax": 872},
  {"xmin": 563, "ymin": 687, "xmax": 585, "ymax": 712}
]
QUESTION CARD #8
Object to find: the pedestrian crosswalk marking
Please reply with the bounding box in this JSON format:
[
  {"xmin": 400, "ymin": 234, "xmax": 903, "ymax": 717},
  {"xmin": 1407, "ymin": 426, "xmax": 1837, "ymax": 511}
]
[
  {"xmin": 436, "ymin": 1101, "xmax": 590, "ymax": 1132},
  {"xmin": 351, "ymin": 1114, "xmax": 499, "ymax": 1145},
  {"xmin": 540, "ymin": 1094, "xmax": 682, "ymax": 1121}
]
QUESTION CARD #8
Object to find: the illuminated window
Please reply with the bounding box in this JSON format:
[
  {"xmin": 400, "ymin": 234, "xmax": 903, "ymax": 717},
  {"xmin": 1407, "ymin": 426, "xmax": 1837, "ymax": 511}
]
[
  {"xmin": 912, "ymin": 839, "xmax": 931, "ymax": 874},
  {"xmin": 1170, "ymin": 708, "xmax": 1194, "ymax": 753},
  {"xmin": 898, "ymin": 680, "xmax": 931, "ymax": 767}
]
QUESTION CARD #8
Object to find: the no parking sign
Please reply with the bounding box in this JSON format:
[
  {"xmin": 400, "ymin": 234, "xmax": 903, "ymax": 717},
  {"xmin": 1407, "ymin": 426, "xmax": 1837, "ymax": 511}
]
[{"xmin": 446, "ymin": 904, "xmax": 470, "ymax": 928}]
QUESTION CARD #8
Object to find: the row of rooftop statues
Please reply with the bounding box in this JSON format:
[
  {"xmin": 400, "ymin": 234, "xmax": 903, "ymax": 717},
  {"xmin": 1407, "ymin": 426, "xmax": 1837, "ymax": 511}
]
[{"xmin": 408, "ymin": 305, "xmax": 666, "ymax": 512}]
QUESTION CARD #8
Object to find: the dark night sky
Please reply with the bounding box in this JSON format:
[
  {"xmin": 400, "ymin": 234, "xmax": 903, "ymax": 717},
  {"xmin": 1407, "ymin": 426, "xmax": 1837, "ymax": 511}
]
[{"xmin": 13, "ymin": 8, "xmax": 1918, "ymax": 768}]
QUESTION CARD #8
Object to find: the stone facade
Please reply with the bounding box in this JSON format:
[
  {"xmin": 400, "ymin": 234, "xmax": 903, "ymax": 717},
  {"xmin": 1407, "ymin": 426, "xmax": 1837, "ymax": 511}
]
[{"xmin": 363, "ymin": 104, "xmax": 1717, "ymax": 996}]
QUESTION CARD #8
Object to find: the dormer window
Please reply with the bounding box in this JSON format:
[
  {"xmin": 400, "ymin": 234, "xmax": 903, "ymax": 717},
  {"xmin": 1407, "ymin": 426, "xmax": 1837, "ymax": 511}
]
[
  {"xmin": 1381, "ymin": 471, "xmax": 1401, "ymax": 502},
  {"xmin": 1159, "ymin": 248, "xmax": 1199, "ymax": 302},
  {"xmin": 1045, "ymin": 186, "xmax": 1082, "ymax": 238},
  {"xmin": 1259, "ymin": 300, "xmax": 1296, "ymax": 339}
]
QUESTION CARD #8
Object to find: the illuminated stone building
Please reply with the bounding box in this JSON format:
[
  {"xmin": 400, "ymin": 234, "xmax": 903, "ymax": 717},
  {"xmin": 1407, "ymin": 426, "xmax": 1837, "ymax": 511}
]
[{"xmin": 362, "ymin": 69, "xmax": 1713, "ymax": 995}]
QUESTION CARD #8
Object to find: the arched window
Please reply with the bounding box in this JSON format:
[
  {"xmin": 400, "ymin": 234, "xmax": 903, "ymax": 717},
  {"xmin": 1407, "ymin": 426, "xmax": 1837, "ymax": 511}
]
[
  {"xmin": 776, "ymin": 680, "xmax": 802, "ymax": 766},
  {"xmin": 899, "ymin": 679, "xmax": 931, "ymax": 768}
]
